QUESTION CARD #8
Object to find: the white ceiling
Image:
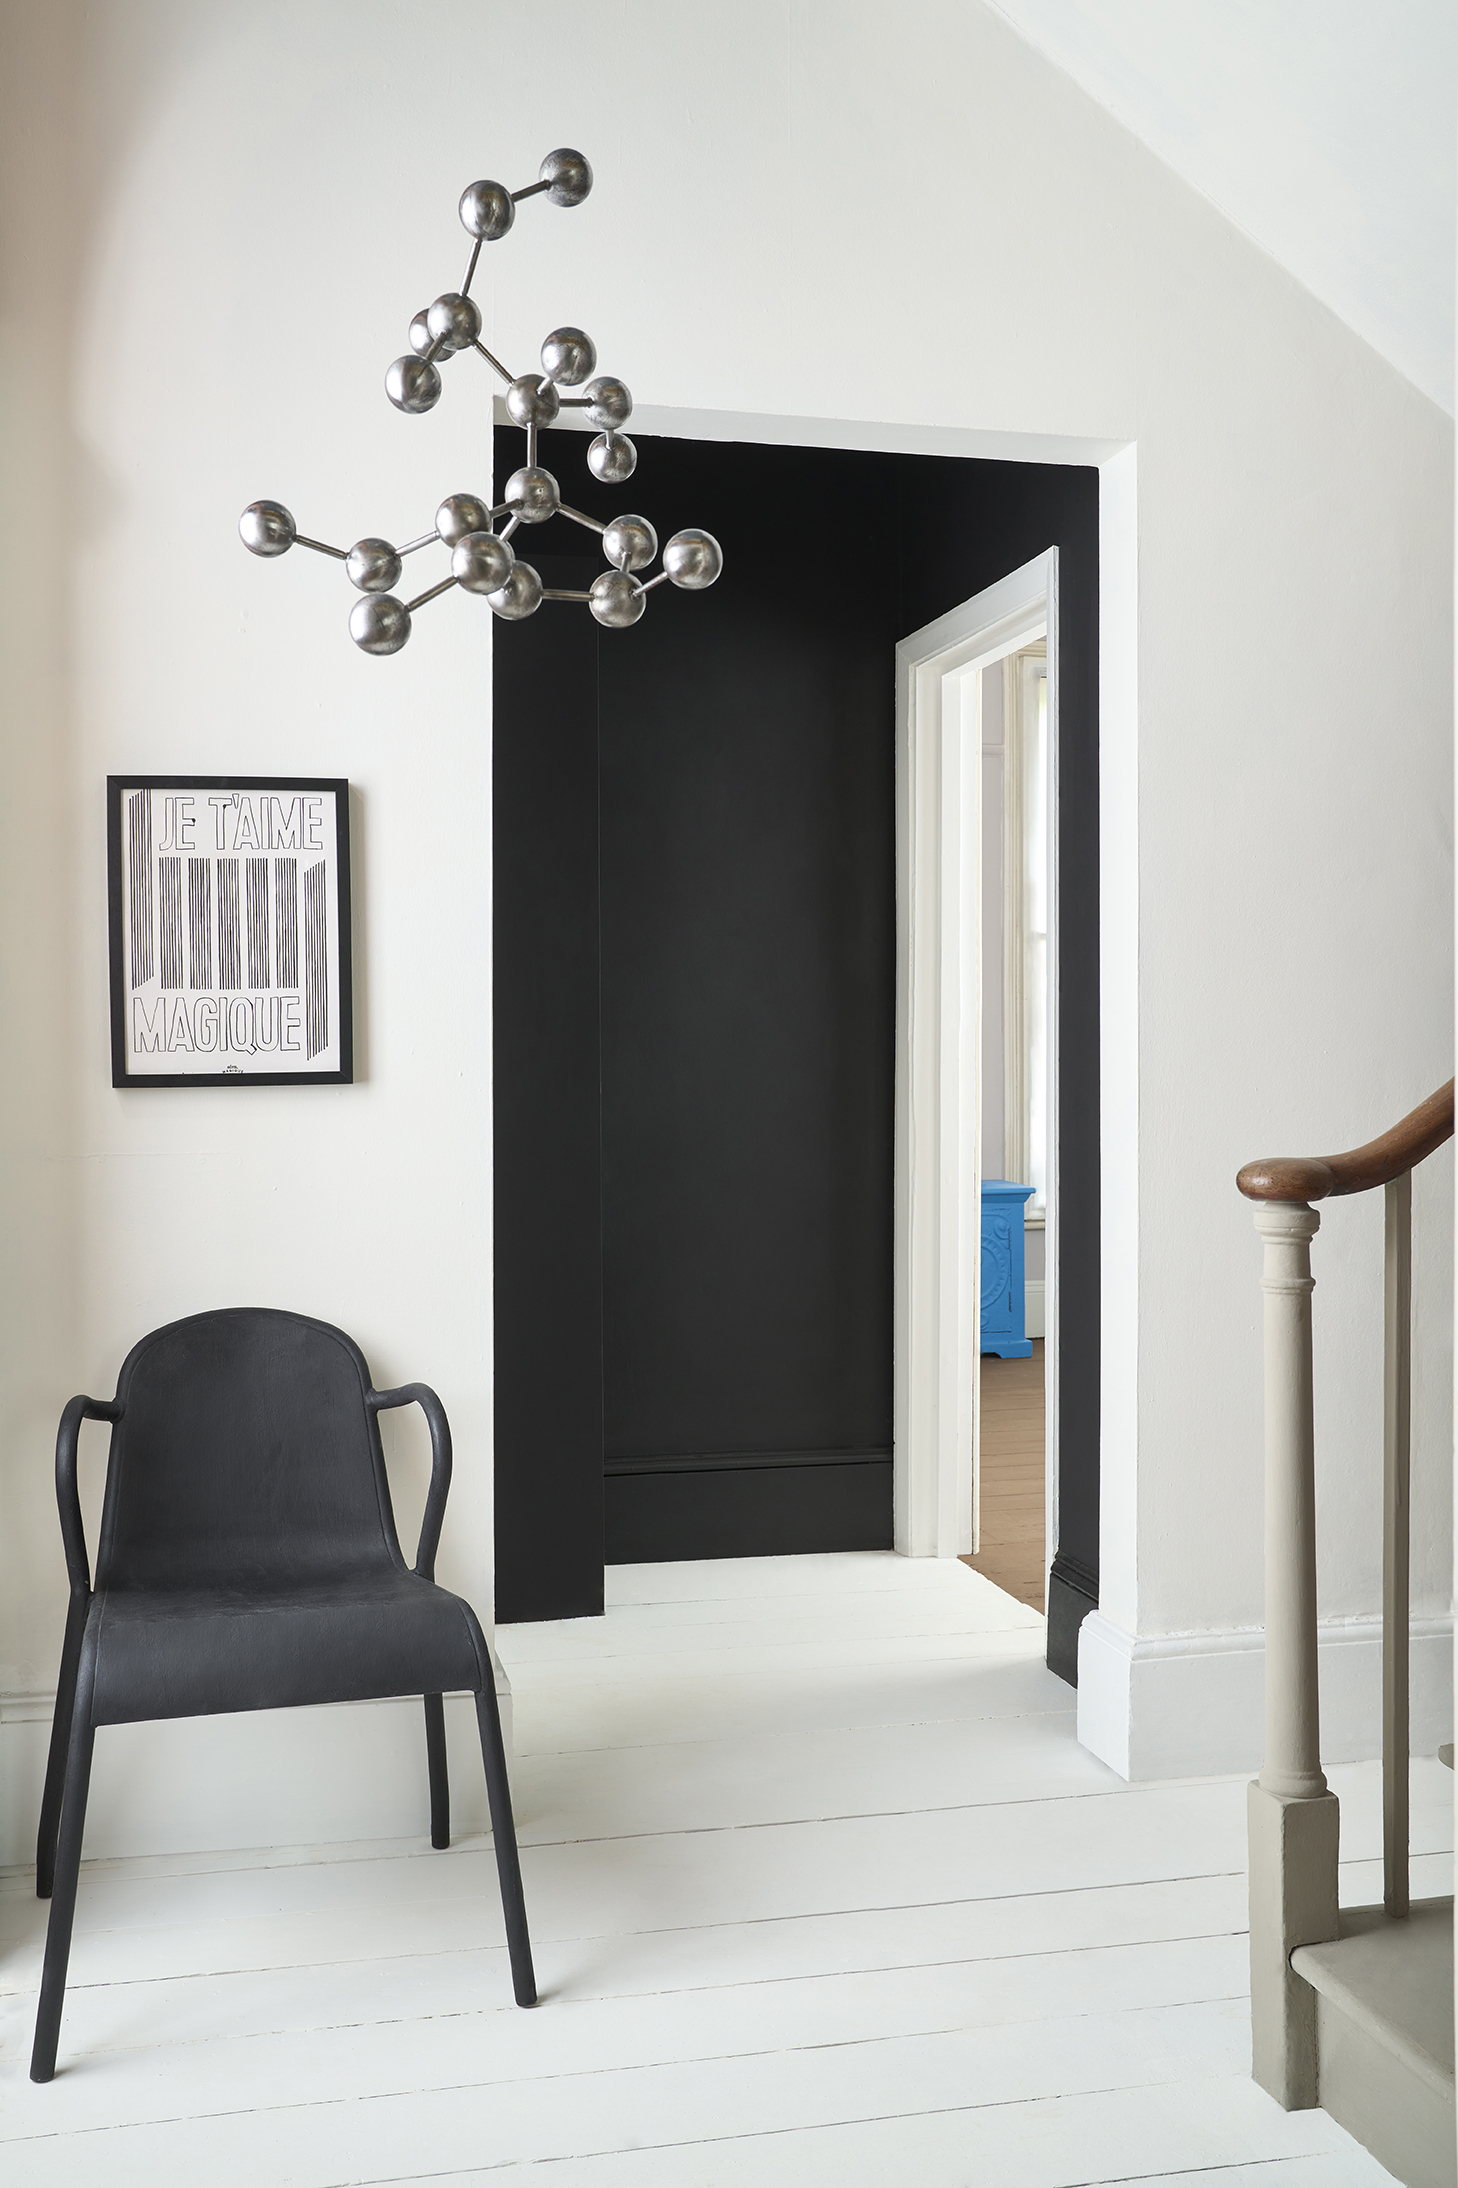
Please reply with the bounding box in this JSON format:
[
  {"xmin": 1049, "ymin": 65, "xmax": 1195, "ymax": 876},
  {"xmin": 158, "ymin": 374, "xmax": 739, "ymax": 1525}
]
[{"xmin": 985, "ymin": 0, "xmax": 1457, "ymax": 414}]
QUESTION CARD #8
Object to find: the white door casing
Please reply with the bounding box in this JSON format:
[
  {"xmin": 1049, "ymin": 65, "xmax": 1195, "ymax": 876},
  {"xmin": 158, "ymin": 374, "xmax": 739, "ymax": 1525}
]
[{"xmin": 894, "ymin": 551, "xmax": 1060, "ymax": 1560}]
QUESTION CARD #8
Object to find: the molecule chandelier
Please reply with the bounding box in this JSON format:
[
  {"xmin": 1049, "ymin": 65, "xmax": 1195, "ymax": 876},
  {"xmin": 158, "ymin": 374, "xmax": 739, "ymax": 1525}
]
[{"xmin": 239, "ymin": 147, "xmax": 722, "ymax": 655}]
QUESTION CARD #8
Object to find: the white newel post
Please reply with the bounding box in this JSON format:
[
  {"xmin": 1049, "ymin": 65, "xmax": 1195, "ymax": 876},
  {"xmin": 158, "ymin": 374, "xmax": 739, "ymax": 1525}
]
[{"xmin": 1247, "ymin": 1200, "xmax": 1340, "ymax": 2111}]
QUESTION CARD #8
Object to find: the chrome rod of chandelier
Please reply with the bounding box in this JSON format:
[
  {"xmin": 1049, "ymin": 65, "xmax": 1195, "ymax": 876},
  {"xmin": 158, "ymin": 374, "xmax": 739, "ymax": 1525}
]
[{"xmin": 239, "ymin": 148, "xmax": 722, "ymax": 656}]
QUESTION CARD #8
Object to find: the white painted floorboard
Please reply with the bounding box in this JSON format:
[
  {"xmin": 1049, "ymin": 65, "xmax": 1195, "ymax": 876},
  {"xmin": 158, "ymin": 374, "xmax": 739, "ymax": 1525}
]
[{"xmin": 0, "ymin": 1553, "xmax": 1443, "ymax": 2184}]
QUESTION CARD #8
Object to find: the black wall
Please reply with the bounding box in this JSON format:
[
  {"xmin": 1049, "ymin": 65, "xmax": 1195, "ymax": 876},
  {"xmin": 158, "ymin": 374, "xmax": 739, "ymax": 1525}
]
[
  {"xmin": 492, "ymin": 585, "xmax": 602, "ymax": 1625},
  {"xmin": 493, "ymin": 430, "xmax": 1098, "ymax": 1681}
]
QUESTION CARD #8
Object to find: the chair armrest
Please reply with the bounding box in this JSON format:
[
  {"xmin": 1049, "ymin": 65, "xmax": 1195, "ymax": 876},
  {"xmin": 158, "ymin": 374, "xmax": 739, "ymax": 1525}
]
[
  {"xmin": 368, "ymin": 1383, "xmax": 453, "ymax": 1580},
  {"xmin": 55, "ymin": 1396, "xmax": 122, "ymax": 1596}
]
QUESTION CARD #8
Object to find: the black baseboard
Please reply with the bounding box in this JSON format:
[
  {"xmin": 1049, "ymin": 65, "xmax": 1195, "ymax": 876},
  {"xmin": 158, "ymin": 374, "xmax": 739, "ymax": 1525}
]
[
  {"xmin": 1046, "ymin": 1554, "xmax": 1098, "ymax": 1686},
  {"xmin": 604, "ymin": 1450, "xmax": 893, "ymax": 1564}
]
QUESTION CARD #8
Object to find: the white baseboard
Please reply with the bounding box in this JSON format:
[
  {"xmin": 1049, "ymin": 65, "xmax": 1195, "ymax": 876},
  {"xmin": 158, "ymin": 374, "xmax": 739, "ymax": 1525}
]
[
  {"xmin": 1025, "ymin": 1279, "xmax": 1045, "ymax": 1339},
  {"xmin": 0, "ymin": 1661, "xmax": 513, "ymax": 1873},
  {"xmin": 1077, "ymin": 1609, "xmax": 1454, "ymax": 1782}
]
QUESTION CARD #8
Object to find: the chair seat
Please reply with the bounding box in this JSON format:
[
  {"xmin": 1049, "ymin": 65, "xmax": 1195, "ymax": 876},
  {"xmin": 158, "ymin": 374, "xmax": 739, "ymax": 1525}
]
[{"xmin": 86, "ymin": 1568, "xmax": 488, "ymax": 1725}]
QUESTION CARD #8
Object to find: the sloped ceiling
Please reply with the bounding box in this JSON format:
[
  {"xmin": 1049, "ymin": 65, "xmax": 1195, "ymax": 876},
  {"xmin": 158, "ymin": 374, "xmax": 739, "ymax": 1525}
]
[{"xmin": 985, "ymin": 0, "xmax": 1456, "ymax": 414}]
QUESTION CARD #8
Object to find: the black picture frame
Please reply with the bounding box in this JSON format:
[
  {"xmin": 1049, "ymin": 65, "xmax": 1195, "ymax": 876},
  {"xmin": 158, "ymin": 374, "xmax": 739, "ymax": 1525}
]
[{"xmin": 107, "ymin": 774, "xmax": 354, "ymax": 1089}]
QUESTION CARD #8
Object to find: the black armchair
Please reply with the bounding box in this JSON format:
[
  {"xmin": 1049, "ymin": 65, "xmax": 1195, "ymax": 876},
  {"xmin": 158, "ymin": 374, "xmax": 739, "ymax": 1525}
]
[{"xmin": 30, "ymin": 1307, "xmax": 534, "ymax": 2083}]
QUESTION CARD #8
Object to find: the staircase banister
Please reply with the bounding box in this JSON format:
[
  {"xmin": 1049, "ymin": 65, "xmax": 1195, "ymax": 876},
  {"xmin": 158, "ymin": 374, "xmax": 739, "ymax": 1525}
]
[{"xmin": 1237, "ymin": 1079, "xmax": 1454, "ymax": 1203}]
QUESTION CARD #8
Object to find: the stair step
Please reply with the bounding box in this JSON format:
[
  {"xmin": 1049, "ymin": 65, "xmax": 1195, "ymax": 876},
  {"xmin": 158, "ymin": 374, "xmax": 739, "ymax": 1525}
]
[
  {"xmin": 1294, "ymin": 1898, "xmax": 1455, "ymax": 2093},
  {"xmin": 1291, "ymin": 1898, "xmax": 1454, "ymax": 2188}
]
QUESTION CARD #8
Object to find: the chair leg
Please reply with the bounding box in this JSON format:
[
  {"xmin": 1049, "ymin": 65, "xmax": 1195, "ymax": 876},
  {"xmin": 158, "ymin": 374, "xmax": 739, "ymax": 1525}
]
[
  {"xmin": 423, "ymin": 1693, "xmax": 450, "ymax": 1850},
  {"xmin": 30, "ymin": 1713, "xmax": 96, "ymax": 2082},
  {"xmin": 475, "ymin": 1683, "xmax": 536, "ymax": 2007},
  {"xmin": 36, "ymin": 1596, "xmax": 88, "ymax": 1900}
]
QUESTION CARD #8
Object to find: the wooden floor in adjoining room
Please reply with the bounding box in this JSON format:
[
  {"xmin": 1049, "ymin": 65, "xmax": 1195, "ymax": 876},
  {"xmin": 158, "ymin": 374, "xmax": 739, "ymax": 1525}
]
[
  {"xmin": 2, "ymin": 1551, "xmax": 1435, "ymax": 2185},
  {"xmin": 965, "ymin": 1337, "xmax": 1047, "ymax": 1611}
]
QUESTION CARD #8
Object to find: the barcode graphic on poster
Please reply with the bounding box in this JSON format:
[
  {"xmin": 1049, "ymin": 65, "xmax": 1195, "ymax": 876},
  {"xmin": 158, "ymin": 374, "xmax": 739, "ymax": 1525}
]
[
  {"xmin": 275, "ymin": 859, "xmax": 298, "ymax": 989},
  {"xmin": 127, "ymin": 792, "xmax": 154, "ymax": 987},
  {"xmin": 187, "ymin": 860, "xmax": 213, "ymax": 989},
  {"xmin": 159, "ymin": 860, "xmax": 183, "ymax": 988},
  {"xmin": 246, "ymin": 860, "xmax": 270, "ymax": 988},
  {"xmin": 218, "ymin": 861, "xmax": 241, "ymax": 989},
  {"xmin": 303, "ymin": 860, "xmax": 328, "ymax": 1060}
]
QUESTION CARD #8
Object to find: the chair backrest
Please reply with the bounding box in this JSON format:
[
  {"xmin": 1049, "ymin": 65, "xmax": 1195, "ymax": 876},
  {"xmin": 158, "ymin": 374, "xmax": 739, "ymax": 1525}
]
[{"xmin": 94, "ymin": 1309, "xmax": 404, "ymax": 1589}]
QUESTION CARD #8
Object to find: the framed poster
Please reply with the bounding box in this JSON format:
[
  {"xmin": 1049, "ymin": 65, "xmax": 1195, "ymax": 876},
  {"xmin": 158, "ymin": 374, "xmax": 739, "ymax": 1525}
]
[{"xmin": 107, "ymin": 775, "xmax": 353, "ymax": 1088}]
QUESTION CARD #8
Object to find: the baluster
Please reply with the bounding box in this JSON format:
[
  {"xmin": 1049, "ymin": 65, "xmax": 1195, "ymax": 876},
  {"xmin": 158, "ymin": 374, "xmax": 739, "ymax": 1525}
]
[
  {"xmin": 1248, "ymin": 1200, "xmax": 1339, "ymax": 2110},
  {"xmin": 1383, "ymin": 1169, "xmax": 1411, "ymax": 1918}
]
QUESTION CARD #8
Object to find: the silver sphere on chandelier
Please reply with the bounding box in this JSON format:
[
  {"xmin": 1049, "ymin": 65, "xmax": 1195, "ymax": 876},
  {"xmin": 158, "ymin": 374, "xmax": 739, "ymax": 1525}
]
[{"xmin": 240, "ymin": 147, "xmax": 722, "ymax": 655}]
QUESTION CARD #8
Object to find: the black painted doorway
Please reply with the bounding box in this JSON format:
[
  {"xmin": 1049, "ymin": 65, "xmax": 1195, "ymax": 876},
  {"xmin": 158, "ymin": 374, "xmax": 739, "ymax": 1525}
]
[{"xmin": 493, "ymin": 431, "xmax": 1099, "ymax": 1685}]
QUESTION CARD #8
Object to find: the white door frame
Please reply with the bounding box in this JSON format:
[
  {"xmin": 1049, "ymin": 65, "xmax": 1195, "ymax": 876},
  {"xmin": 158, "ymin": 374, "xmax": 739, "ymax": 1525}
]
[{"xmin": 894, "ymin": 550, "xmax": 1060, "ymax": 1560}]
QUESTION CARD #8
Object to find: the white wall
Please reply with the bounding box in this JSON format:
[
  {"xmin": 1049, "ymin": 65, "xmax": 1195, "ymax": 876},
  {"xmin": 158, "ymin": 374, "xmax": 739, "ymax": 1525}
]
[
  {"xmin": 0, "ymin": 0, "xmax": 1450, "ymax": 1858},
  {"xmin": 985, "ymin": 0, "xmax": 1458, "ymax": 414}
]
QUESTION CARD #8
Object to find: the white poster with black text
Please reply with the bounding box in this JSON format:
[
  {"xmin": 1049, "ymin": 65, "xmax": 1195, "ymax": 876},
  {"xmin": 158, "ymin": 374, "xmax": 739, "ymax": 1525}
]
[{"xmin": 108, "ymin": 776, "xmax": 353, "ymax": 1086}]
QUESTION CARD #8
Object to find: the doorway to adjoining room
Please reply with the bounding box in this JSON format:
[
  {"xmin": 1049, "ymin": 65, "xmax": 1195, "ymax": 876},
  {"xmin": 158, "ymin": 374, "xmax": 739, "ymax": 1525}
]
[
  {"xmin": 965, "ymin": 647, "xmax": 1048, "ymax": 1612},
  {"xmin": 494, "ymin": 430, "xmax": 1097, "ymax": 1688}
]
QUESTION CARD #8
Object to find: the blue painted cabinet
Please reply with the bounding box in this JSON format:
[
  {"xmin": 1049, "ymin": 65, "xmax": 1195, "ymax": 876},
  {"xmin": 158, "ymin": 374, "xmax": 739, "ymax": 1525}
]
[{"xmin": 980, "ymin": 1179, "xmax": 1035, "ymax": 1358}]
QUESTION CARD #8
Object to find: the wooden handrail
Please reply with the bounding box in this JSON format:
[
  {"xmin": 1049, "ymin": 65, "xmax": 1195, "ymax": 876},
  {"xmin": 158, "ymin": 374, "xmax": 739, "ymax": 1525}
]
[{"xmin": 1237, "ymin": 1079, "xmax": 1454, "ymax": 1203}]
